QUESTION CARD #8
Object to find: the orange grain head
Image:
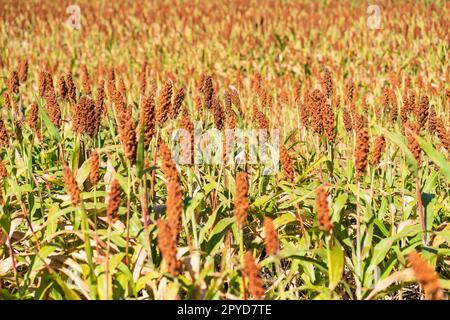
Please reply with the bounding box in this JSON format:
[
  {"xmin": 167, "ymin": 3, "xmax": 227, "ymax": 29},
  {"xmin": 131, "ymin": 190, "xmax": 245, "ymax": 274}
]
[
  {"xmin": 408, "ymin": 252, "xmax": 444, "ymax": 300},
  {"xmin": 315, "ymin": 185, "xmax": 332, "ymax": 232},
  {"xmin": 106, "ymin": 179, "xmax": 121, "ymax": 222},
  {"xmin": 156, "ymin": 219, "xmax": 181, "ymax": 276},
  {"xmin": 264, "ymin": 218, "xmax": 279, "ymax": 256},
  {"xmin": 243, "ymin": 252, "xmax": 265, "ymax": 299},
  {"xmin": 62, "ymin": 165, "xmax": 80, "ymax": 206},
  {"xmin": 234, "ymin": 172, "xmax": 249, "ymax": 225}
]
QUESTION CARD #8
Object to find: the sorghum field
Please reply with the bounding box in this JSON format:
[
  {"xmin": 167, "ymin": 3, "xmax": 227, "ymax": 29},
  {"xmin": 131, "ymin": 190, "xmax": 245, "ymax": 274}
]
[{"xmin": 0, "ymin": 0, "xmax": 448, "ymax": 300}]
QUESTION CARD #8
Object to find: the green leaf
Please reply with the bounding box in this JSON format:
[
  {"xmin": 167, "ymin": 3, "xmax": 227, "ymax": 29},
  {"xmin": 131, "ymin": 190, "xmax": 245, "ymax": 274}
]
[
  {"xmin": 368, "ymin": 224, "xmax": 420, "ymax": 274},
  {"xmin": 415, "ymin": 135, "xmax": 450, "ymax": 182},
  {"xmin": 76, "ymin": 159, "xmax": 91, "ymax": 186},
  {"xmin": 51, "ymin": 273, "xmax": 81, "ymax": 300},
  {"xmin": 38, "ymin": 103, "xmax": 61, "ymax": 141},
  {"xmin": 385, "ymin": 131, "xmax": 417, "ymax": 173},
  {"xmin": 205, "ymin": 217, "xmax": 233, "ymax": 254},
  {"xmin": 327, "ymin": 239, "xmax": 344, "ymax": 290}
]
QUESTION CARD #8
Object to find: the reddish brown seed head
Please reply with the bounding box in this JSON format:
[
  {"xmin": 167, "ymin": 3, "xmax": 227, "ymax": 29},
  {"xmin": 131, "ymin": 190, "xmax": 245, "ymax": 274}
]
[
  {"xmin": 200, "ymin": 75, "xmax": 214, "ymax": 110},
  {"xmin": 322, "ymin": 102, "xmax": 335, "ymax": 142},
  {"xmin": 65, "ymin": 72, "xmax": 77, "ymax": 104},
  {"xmin": 28, "ymin": 102, "xmax": 39, "ymax": 132},
  {"xmin": 405, "ymin": 122, "xmax": 421, "ymax": 164},
  {"xmin": 156, "ymin": 219, "xmax": 181, "ymax": 276},
  {"xmin": 95, "ymin": 80, "xmax": 106, "ymax": 128},
  {"xmin": 43, "ymin": 77, "xmax": 62, "ymax": 128},
  {"xmin": 7, "ymin": 70, "xmax": 20, "ymax": 94},
  {"xmin": 415, "ymin": 95, "xmax": 429, "ymax": 130},
  {"xmin": 309, "ymin": 89, "xmax": 325, "ymax": 134},
  {"xmin": 408, "ymin": 252, "xmax": 444, "ymax": 300},
  {"xmin": 169, "ymin": 87, "xmax": 185, "ymax": 120},
  {"xmin": 156, "ymin": 80, "xmax": 173, "ymax": 125},
  {"xmin": 345, "ymin": 79, "xmax": 355, "ymax": 104},
  {"xmin": 234, "ymin": 172, "xmax": 249, "ymax": 225},
  {"xmin": 89, "ymin": 149, "xmax": 99, "ymax": 185},
  {"xmin": 107, "ymin": 67, "xmax": 116, "ymax": 100},
  {"xmin": 0, "ymin": 158, "xmax": 7, "ymax": 181},
  {"xmin": 62, "ymin": 165, "xmax": 80, "ymax": 206},
  {"xmin": 243, "ymin": 252, "xmax": 265, "ymax": 299},
  {"xmin": 18, "ymin": 59, "xmax": 28, "ymax": 83},
  {"xmin": 382, "ymin": 86, "xmax": 390, "ymax": 112},
  {"xmin": 121, "ymin": 118, "xmax": 137, "ymax": 163},
  {"xmin": 73, "ymin": 96, "xmax": 100, "ymax": 137},
  {"xmin": 212, "ymin": 96, "xmax": 224, "ymax": 131},
  {"xmin": 118, "ymin": 78, "xmax": 126, "ymax": 97},
  {"xmin": 228, "ymin": 87, "xmax": 242, "ymax": 114},
  {"xmin": 139, "ymin": 62, "xmax": 147, "ymax": 95},
  {"xmin": 159, "ymin": 143, "xmax": 179, "ymax": 182},
  {"xmin": 321, "ymin": 68, "xmax": 333, "ymax": 99},
  {"xmin": 159, "ymin": 143, "xmax": 183, "ymax": 238},
  {"xmin": 434, "ymin": 117, "xmax": 449, "ymax": 151},
  {"xmin": 264, "ymin": 218, "xmax": 279, "ymax": 256},
  {"xmin": 0, "ymin": 116, "xmax": 9, "ymax": 147},
  {"xmin": 38, "ymin": 70, "xmax": 48, "ymax": 97},
  {"xmin": 58, "ymin": 75, "xmax": 68, "ymax": 99},
  {"xmin": 279, "ymin": 145, "xmax": 294, "ymax": 182},
  {"xmin": 343, "ymin": 107, "xmax": 353, "ymax": 132},
  {"xmin": 106, "ymin": 179, "xmax": 121, "ymax": 221},
  {"xmin": 138, "ymin": 93, "xmax": 156, "ymax": 148},
  {"xmin": 81, "ymin": 64, "xmax": 91, "ymax": 95},
  {"xmin": 315, "ymin": 185, "xmax": 332, "ymax": 232},
  {"xmin": 371, "ymin": 135, "xmax": 386, "ymax": 166},
  {"xmin": 3, "ymin": 92, "xmax": 11, "ymax": 110},
  {"xmin": 354, "ymin": 128, "xmax": 370, "ymax": 181}
]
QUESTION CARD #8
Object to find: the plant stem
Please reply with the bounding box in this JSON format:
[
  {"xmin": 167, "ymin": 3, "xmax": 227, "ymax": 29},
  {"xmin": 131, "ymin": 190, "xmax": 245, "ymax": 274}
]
[
  {"xmin": 125, "ymin": 160, "xmax": 132, "ymax": 266},
  {"xmin": 356, "ymin": 180, "xmax": 362, "ymax": 300},
  {"xmin": 105, "ymin": 221, "xmax": 112, "ymax": 300},
  {"xmin": 79, "ymin": 201, "xmax": 97, "ymax": 299}
]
